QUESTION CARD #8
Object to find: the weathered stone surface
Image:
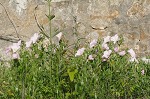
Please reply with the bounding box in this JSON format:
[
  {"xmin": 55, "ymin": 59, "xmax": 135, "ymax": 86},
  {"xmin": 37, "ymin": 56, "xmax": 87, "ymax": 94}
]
[{"xmin": 0, "ymin": 0, "xmax": 150, "ymax": 58}]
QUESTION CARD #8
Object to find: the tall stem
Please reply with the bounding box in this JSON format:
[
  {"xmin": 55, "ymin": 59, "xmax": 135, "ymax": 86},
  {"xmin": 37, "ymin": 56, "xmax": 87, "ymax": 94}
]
[
  {"xmin": 48, "ymin": 0, "xmax": 52, "ymax": 44},
  {"xmin": 48, "ymin": 0, "xmax": 52, "ymax": 84},
  {"xmin": 22, "ymin": 64, "xmax": 26, "ymax": 99}
]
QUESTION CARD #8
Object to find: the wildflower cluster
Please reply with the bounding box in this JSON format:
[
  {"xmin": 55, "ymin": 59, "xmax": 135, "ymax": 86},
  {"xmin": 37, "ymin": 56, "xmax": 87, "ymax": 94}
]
[
  {"xmin": 75, "ymin": 34, "xmax": 138, "ymax": 63},
  {"xmin": 6, "ymin": 40, "xmax": 21, "ymax": 59},
  {"xmin": 25, "ymin": 33, "xmax": 40, "ymax": 48},
  {"xmin": 5, "ymin": 33, "xmax": 40, "ymax": 60},
  {"xmin": 5, "ymin": 32, "xmax": 63, "ymax": 60},
  {"xmin": 0, "ymin": 32, "xmax": 149, "ymax": 99}
]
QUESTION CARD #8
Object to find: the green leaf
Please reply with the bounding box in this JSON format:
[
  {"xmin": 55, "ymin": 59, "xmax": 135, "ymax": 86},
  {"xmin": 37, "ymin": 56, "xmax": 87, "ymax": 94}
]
[
  {"xmin": 65, "ymin": 92, "xmax": 71, "ymax": 98},
  {"xmin": 46, "ymin": 14, "xmax": 55, "ymax": 21},
  {"xmin": 67, "ymin": 69, "xmax": 78, "ymax": 82}
]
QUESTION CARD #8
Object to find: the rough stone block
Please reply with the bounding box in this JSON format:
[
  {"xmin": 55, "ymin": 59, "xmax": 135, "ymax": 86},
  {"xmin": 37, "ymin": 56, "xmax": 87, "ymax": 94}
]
[{"xmin": 0, "ymin": 0, "xmax": 150, "ymax": 57}]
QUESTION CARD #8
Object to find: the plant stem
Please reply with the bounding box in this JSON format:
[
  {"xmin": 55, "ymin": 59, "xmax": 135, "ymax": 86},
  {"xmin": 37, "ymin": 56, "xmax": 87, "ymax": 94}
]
[
  {"xmin": 22, "ymin": 64, "xmax": 26, "ymax": 99},
  {"xmin": 48, "ymin": 0, "xmax": 52, "ymax": 44}
]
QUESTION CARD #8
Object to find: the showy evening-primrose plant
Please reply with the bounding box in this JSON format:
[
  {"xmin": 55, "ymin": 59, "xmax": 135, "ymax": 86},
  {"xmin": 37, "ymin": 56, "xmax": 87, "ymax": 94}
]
[{"xmin": 0, "ymin": 33, "xmax": 150, "ymax": 99}]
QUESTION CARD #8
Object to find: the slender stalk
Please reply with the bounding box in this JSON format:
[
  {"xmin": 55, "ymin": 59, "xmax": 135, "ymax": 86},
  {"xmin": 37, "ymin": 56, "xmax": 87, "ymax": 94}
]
[
  {"xmin": 22, "ymin": 64, "xmax": 26, "ymax": 99},
  {"xmin": 48, "ymin": 0, "xmax": 52, "ymax": 44},
  {"xmin": 47, "ymin": 0, "xmax": 52, "ymax": 85},
  {"xmin": 57, "ymin": 47, "xmax": 61, "ymax": 97},
  {"xmin": 22, "ymin": 78, "xmax": 25, "ymax": 99}
]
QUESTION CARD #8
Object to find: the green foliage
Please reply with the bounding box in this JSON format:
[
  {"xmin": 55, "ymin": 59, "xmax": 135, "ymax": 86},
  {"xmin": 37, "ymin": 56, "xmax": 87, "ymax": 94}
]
[
  {"xmin": 0, "ymin": 0, "xmax": 149, "ymax": 98},
  {"xmin": 46, "ymin": 14, "xmax": 55, "ymax": 21},
  {"xmin": 0, "ymin": 37, "xmax": 149, "ymax": 98},
  {"xmin": 67, "ymin": 69, "xmax": 78, "ymax": 82}
]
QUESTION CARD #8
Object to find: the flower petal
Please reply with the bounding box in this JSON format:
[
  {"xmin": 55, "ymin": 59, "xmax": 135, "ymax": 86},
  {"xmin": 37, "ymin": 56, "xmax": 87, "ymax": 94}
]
[
  {"xmin": 128, "ymin": 49, "xmax": 136, "ymax": 58},
  {"xmin": 10, "ymin": 40, "xmax": 21, "ymax": 53},
  {"xmin": 129, "ymin": 57, "xmax": 138, "ymax": 63},
  {"xmin": 90, "ymin": 39, "xmax": 97, "ymax": 48},
  {"xmin": 111, "ymin": 34, "xmax": 119, "ymax": 44},
  {"xmin": 56, "ymin": 32, "xmax": 63, "ymax": 41},
  {"xmin": 88, "ymin": 55, "xmax": 94, "ymax": 60},
  {"xmin": 103, "ymin": 36, "xmax": 111, "ymax": 44},
  {"xmin": 141, "ymin": 70, "xmax": 144, "ymax": 75},
  {"xmin": 118, "ymin": 51, "xmax": 126, "ymax": 56},
  {"xmin": 102, "ymin": 50, "xmax": 112, "ymax": 59},
  {"xmin": 75, "ymin": 48, "xmax": 85, "ymax": 57},
  {"xmin": 12, "ymin": 53, "xmax": 20, "ymax": 59},
  {"xmin": 31, "ymin": 33, "xmax": 40, "ymax": 44},
  {"xmin": 25, "ymin": 40, "xmax": 32, "ymax": 48},
  {"xmin": 102, "ymin": 43, "xmax": 109, "ymax": 50},
  {"xmin": 114, "ymin": 47, "xmax": 119, "ymax": 52}
]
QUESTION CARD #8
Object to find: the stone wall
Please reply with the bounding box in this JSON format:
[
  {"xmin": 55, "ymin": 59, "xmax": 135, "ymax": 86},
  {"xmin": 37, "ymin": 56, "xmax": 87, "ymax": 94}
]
[{"xmin": 0, "ymin": 0, "xmax": 150, "ymax": 57}]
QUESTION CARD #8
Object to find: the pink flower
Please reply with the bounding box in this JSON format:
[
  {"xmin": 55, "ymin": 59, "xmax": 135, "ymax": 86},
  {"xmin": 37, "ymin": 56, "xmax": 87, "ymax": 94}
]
[
  {"xmin": 10, "ymin": 40, "xmax": 21, "ymax": 53},
  {"xmin": 25, "ymin": 33, "xmax": 40, "ymax": 48},
  {"xmin": 90, "ymin": 39, "xmax": 97, "ymax": 48},
  {"xmin": 141, "ymin": 70, "xmax": 144, "ymax": 75},
  {"xmin": 114, "ymin": 47, "xmax": 119, "ymax": 52},
  {"xmin": 128, "ymin": 49, "xmax": 136, "ymax": 58},
  {"xmin": 5, "ymin": 47, "xmax": 11, "ymax": 54},
  {"xmin": 118, "ymin": 51, "xmax": 126, "ymax": 56},
  {"xmin": 75, "ymin": 48, "xmax": 85, "ymax": 57},
  {"xmin": 16, "ymin": 40, "xmax": 21, "ymax": 46},
  {"xmin": 128, "ymin": 49, "xmax": 138, "ymax": 62},
  {"xmin": 12, "ymin": 53, "xmax": 20, "ymax": 59},
  {"xmin": 103, "ymin": 36, "xmax": 111, "ymax": 44},
  {"xmin": 88, "ymin": 55, "xmax": 94, "ymax": 60},
  {"xmin": 30, "ymin": 33, "xmax": 40, "ymax": 44},
  {"xmin": 102, "ymin": 43, "xmax": 109, "ymax": 50},
  {"xmin": 25, "ymin": 40, "xmax": 32, "ymax": 48},
  {"xmin": 56, "ymin": 32, "xmax": 63, "ymax": 41},
  {"xmin": 11, "ymin": 44, "xmax": 20, "ymax": 53},
  {"xmin": 111, "ymin": 34, "xmax": 119, "ymax": 44},
  {"xmin": 102, "ymin": 50, "xmax": 112, "ymax": 59}
]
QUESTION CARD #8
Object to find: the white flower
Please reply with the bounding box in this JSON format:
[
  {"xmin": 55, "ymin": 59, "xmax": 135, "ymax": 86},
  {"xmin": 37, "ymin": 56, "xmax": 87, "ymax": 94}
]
[
  {"xmin": 25, "ymin": 40, "xmax": 32, "ymax": 48},
  {"xmin": 10, "ymin": 40, "xmax": 21, "ymax": 53},
  {"xmin": 11, "ymin": 44, "xmax": 20, "ymax": 53},
  {"xmin": 103, "ymin": 36, "xmax": 111, "ymax": 44},
  {"xmin": 5, "ymin": 47, "xmax": 11, "ymax": 54},
  {"xmin": 102, "ymin": 43, "xmax": 109, "ymax": 50},
  {"xmin": 118, "ymin": 51, "xmax": 126, "ymax": 56},
  {"xmin": 30, "ymin": 33, "xmax": 40, "ymax": 44},
  {"xmin": 114, "ymin": 47, "xmax": 119, "ymax": 52},
  {"xmin": 141, "ymin": 57, "xmax": 150, "ymax": 64},
  {"xmin": 17, "ymin": 40, "xmax": 22, "ymax": 46},
  {"xmin": 102, "ymin": 58, "xmax": 107, "ymax": 62},
  {"xmin": 90, "ymin": 39, "xmax": 97, "ymax": 48},
  {"xmin": 35, "ymin": 54, "xmax": 39, "ymax": 58},
  {"xmin": 75, "ymin": 48, "xmax": 85, "ymax": 57},
  {"xmin": 129, "ymin": 57, "xmax": 138, "ymax": 63},
  {"xmin": 102, "ymin": 50, "xmax": 112, "ymax": 59},
  {"xmin": 141, "ymin": 69, "xmax": 144, "ymax": 75},
  {"xmin": 25, "ymin": 33, "xmax": 40, "ymax": 48},
  {"xmin": 111, "ymin": 34, "xmax": 119, "ymax": 44},
  {"xmin": 128, "ymin": 49, "xmax": 138, "ymax": 62},
  {"xmin": 12, "ymin": 53, "xmax": 20, "ymax": 59},
  {"xmin": 43, "ymin": 38, "xmax": 50, "ymax": 48},
  {"xmin": 128, "ymin": 49, "xmax": 136, "ymax": 58},
  {"xmin": 88, "ymin": 55, "xmax": 94, "ymax": 60},
  {"xmin": 56, "ymin": 32, "xmax": 63, "ymax": 41}
]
